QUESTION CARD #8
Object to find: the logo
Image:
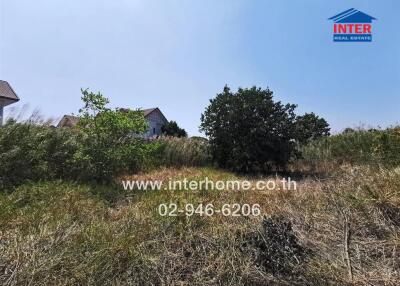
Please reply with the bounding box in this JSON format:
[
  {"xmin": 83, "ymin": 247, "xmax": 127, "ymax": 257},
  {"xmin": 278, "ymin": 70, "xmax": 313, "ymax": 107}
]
[{"xmin": 328, "ymin": 8, "xmax": 376, "ymax": 42}]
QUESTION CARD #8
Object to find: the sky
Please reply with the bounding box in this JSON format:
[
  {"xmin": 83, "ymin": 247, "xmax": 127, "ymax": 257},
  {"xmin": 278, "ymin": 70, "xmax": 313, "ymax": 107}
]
[{"xmin": 1, "ymin": 0, "xmax": 399, "ymax": 136}]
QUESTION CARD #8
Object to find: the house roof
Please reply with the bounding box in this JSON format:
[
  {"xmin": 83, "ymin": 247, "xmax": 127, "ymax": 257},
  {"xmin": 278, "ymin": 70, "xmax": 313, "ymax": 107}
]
[
  {"xmin": 57, "ymin": 115, "xmax": 79, "ymax": 128},
  {"xmin": 329, "ymin": 8, "xmax": 376, "ymax": 23},
  {"xmin": 119, "ymin": 107, "xmax": 168, "ymax": 122},
  {"xmin": 141, "ymin": 107, "xmax": 168, "ymax": 122},
  {"xmin": 142, "ymin": 108, "xmax": 157, "ymax": 116},
  {"xmin": 0, "ymin": 80, "xmax": 20, "ymax": 106}
]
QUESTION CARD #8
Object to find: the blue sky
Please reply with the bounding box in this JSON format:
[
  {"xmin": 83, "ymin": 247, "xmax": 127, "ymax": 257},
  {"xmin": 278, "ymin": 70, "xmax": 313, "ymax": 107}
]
[{"xmin": 1, "ymin": 0, "xmax": 399, "ymax": 135}]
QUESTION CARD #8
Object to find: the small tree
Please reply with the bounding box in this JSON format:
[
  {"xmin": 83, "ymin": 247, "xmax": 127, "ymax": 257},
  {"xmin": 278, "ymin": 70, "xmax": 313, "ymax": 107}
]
[
  {"xmin": 200, "ymin": 86, "xmax": 297, "ymax": 172},
  {"xmin": 295, "ymin": 112, "xmax": 330, "ymax": 143},
  {"xmin": 161, "ymin": 121, "xmax": 187, "ymax": 137},
  {"xmin": 77, "ymin": 89, "xmax": 149, "ymax": 181}
]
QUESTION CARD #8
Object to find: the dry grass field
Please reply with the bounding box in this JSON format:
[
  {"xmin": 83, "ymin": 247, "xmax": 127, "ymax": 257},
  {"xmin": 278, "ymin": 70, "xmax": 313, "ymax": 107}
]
[{"xmin": 1, "ymin": 165, "xmax": 399, "ymax": 285}]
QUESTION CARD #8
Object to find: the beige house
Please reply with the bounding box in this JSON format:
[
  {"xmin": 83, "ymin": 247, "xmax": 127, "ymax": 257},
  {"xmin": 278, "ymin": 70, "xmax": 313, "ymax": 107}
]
[
  {"xmin": 0, "ymin": 80, "xmax": 20, "ymax": 126},
  {"xmin": 58, "ymin": 107, "xmax": 168, "ymax": 138},
  {"xmin": 141, "ymin": 108, "xmax": 168, "ymax": 138}
]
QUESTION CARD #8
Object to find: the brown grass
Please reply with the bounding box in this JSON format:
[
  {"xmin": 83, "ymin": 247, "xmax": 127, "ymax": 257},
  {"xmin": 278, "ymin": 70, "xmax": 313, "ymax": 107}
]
[{"xmin": 1, "ymin": 166, "xmax": 399, "ymax": 285}]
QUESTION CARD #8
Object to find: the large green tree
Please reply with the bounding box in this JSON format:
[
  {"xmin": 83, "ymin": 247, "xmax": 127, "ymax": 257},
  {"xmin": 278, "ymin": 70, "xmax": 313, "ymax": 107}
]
[
  {"xmin": 295, "ymin": 112, "xmax": 330, "ymax": 143},
  {"xmin": 200, "ymin": 86, "xmax": 298, "ymax": 172}
]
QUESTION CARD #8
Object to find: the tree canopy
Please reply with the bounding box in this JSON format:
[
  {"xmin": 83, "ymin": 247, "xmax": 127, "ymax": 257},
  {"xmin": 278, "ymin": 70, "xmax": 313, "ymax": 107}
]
[
  {"xmin": 200, "ymin": 86, "xmax": 330, "ymax": 172},
  {"xmin": 161, "ymin": 121, "xmax": 187, "ymax": 137},
  {"xmin": 77, "ymin": 89, "xmax": 150, "ymax": 180},
  {"xmin": 295, "ymin": 112, "xmax": 330, "ymax": 143}
]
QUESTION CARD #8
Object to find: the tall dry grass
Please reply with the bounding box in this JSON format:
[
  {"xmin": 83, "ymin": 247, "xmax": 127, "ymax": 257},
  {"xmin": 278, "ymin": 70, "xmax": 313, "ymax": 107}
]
[
  {"xmin": 1, "ymin": 166, "xmax": 399, "ymax": 285},
  {"xmin": 153, "ymin": 136, "xmax": 212, "ymax": 168},
  {"xmin": 297, "ymin": 127, "xmax": 400, "ymax": 172}
]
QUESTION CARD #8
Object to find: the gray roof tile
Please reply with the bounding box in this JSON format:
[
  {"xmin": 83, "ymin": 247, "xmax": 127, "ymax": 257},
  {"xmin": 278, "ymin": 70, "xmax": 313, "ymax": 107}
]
[{"xmin": 0, "ymin": 80, "xmax": 19, "ymax": 103}]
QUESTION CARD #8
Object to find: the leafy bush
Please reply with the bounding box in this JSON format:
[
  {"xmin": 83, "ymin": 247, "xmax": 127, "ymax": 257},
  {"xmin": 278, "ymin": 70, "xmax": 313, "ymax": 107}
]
[
  {"xmin": 0, "ymin": 89, "xmax": 163, "ymax": 190},
  {"xmin": 76, "ymin": 89, "xmax": 152, "ymax": 181}
]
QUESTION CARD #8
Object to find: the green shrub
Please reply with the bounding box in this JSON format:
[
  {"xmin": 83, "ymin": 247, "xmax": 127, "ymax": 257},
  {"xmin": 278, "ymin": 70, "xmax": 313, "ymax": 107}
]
[
  {"xmin": 373, "ymin": 127, "xmax": 400, "ymax": 166},
  {"xmin": 0, "ymin": 88, "xmax": 208, "ymax": 190},
  {"xmin": 75, "ymin": 89, "xmax": 151, "ymax": 181},
  {"xmin": 0, "ymin": 120, "xmax": 163, "ymax": 190},
  {"xmin": 0, "ymin": 89, "xmax": 164, "ymax": 190}
]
